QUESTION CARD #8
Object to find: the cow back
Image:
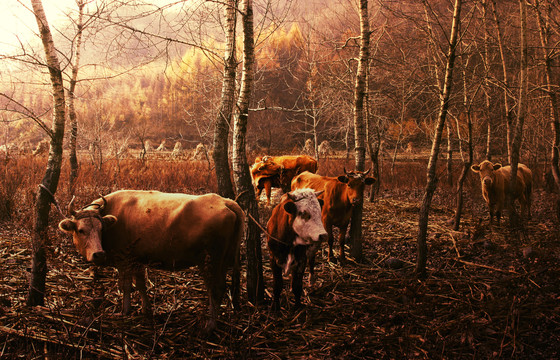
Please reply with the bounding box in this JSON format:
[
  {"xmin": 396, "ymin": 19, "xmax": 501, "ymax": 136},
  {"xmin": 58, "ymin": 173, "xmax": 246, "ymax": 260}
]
[{"xmin": 96, "ymin": 190, "xmax": 242, "ymax": 270}]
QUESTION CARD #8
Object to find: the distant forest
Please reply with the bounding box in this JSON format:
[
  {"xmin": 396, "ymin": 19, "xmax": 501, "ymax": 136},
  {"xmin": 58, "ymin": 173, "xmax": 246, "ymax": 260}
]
[{"xmin": 0, "ymin": 0, "xmax": 557, "ymax": 164}]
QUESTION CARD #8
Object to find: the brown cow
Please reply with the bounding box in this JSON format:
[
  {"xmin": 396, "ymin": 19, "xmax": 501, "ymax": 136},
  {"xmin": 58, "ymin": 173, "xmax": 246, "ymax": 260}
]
[
  {"xmin": 250, "ymin": 155, "xmax": 318, "ymax": 205},
  {"xmin": 58, "ymin": 190, "xmax": 244, "ymax": 334},
  {"xmin": 291, "ymin": 169, "xmax": 375, "ymax": 284},
  {"xmin": 266, "ymin": 189, "xmax": 327, "ymax": 309},
  {"xmin": 471, "ymin": 160, "xmax": 532, "ymax": 224}
]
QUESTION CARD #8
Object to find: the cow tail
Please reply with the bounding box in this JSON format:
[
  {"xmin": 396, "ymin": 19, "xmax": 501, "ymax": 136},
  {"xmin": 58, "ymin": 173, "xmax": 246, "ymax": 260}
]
[{"xmin": 228, "ymin": 202, "xmax": 244, "ymax": 310}]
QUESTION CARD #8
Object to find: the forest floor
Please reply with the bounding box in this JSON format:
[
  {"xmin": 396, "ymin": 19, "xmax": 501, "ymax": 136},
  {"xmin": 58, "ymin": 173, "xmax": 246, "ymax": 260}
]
[{"xmin": 0, "ymin": 186, "xmax": 559, "ymax": 359}]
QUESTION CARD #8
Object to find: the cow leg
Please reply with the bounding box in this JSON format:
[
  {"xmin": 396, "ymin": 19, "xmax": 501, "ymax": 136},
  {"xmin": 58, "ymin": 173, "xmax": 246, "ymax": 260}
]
[
  {"xmin": 271, "ymin": 258, "xmax": 283, "ymax": 311},
  {"xmin": 325, "ymin": 223, "xmax": 336, "ymax": 263},
  {"xmin": 133, "ymin": 268, "xmax": 153, "ymax": 318},
  {"xmin": 306, "ymin": 243, "xmax": 320, "ymax": 286},
  {"xmin": 291, "ymin": 247, "xmax": 307, "ymax": 309},
  {"xmin": 118, "ymin": 270, "xmax": 133, "ymax": 315},
  {"xmin": 264, "ymin": 180, "xmax": 272, "ymax": 206},
  {"xmin": 338, "ymin": 225, "xmax": 348, "ymax": 264},
  {"xmin": 200, "ymin": 255, "xmax": 227, "ymax": 334}
]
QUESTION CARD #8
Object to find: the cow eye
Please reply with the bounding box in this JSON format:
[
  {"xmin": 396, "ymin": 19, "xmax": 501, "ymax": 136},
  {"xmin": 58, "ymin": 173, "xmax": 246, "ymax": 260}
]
[{"xmin": 78, "ymin": 229, "xmax": 86, "ymax": 235}]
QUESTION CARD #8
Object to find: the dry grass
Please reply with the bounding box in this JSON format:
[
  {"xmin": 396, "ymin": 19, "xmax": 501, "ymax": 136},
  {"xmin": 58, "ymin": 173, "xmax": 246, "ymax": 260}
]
[{"xmin": 0, "ymin": 154, "xmax": 559, "ymax": 359}]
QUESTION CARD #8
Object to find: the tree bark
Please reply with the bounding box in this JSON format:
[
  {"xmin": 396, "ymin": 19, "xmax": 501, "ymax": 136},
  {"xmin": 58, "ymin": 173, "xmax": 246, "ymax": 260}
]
[
  {"xmin": 490, "ymin": 0, "xmax": 514, "ymax": 163},
  {"xmin": 507, "ymin": 0, "xmax": 528, "ymax": 227},
  {"xmin": 232, "ymin": 0, "xmax": 264, "ymax": 304},
  {"xmin": 68, "ymin": 0, "xmax": 85, "ymax": 195},
  {"xmin": 28, "ymin": 0, "xmax": 67, "ymax": 306},
  {"xmin": 213, "ymin": 0, "xmax": 237, "ymax": 200},
  {"xmin": 349, "ymin": 0, "xmax": 370, "ymax": 261},
  {"xmin": 416, "ymin": 0, "xmax": 461, "ymax": 277},
  {"xmin": 534, "ymin": 0, "xmax": 560, "ymax": 221}
]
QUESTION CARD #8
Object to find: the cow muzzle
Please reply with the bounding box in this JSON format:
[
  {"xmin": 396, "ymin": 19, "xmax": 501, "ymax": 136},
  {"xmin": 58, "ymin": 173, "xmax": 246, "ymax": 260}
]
[
  {"xmin": 482, "ymin": 176, "xmax": 492, "ymax": 186},
  {"xmin": 91, "ymin": 251, "xmax": 107, "ymax": 265}
]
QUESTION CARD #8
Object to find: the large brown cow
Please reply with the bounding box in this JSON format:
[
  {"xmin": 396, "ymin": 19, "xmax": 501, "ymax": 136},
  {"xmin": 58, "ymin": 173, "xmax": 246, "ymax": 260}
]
[
  {"xmin": 58, "ymin": 190, "xmax": 244, "ymax": 333},
  {"xmin": 250, "ymin": 155, "xmax": 318, "ymax": 205},
  {"xmin": 291, "ymin": 169, "xmax": 375, "ymax": 284},
  {"xmin": 266, "ymin": 189, "xmax": 327, "ymax": 310},
  {"xmin": 471, "ymin": 160, "xmax": 532, "ymax": 224}
]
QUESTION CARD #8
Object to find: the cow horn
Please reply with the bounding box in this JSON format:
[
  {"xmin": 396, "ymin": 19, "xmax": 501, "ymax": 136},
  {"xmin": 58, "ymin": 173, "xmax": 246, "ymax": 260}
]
[
  {"xmin": 68, "ymin": 196, "xmax": 77, "ymax": 217},
  {"xmin": 364, "ymin": 168, "xmax": 371, "ymax": 176},
  {"xmin": 344, "ymin": 167, "xmax": 349, "ymax": 175},
  {"xmin": 100, "ymin": 194, "xmax": 107, "ymax": 210}
]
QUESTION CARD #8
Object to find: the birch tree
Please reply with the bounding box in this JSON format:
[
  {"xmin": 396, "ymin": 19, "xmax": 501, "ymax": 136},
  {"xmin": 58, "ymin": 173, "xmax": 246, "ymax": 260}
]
[
  {"xmin": 348, "ymin": 0, "xmax": 370, "ymax": 261},
  {"xmin": 416, "ymin": 0, "xmax": 461, "ymax": 276},
  {"xmin": 68, "ymin": 0, "xmax": 86, "ymax": 194},
  {"xmin": 213, "ymin": 0, "xmax": 238, "ymax": 200},
  {"xmin": 28, "ymin": 0, "xmax": 67, "ymax": 306},
  {"xmin": 232, "ymin": 0, "xmax": 264, "ymax": 304}
]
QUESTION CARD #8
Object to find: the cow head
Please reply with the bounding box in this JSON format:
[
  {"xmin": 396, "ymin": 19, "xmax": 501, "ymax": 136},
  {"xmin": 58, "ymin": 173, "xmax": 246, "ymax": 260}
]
[
  {"xmin": 337, "ymin": 168, "xmax": 376, "ymax": 205},
  {"xmin": 58, "ymin": 196, "xmax": 117, "ymax": 265},
  {"xmin": 284, "ymin": 189, "xmax": 327, "ymax": 246},
  {"xmin": 471, "ymin": 160, "xmax": 501, "ymax": 188}
]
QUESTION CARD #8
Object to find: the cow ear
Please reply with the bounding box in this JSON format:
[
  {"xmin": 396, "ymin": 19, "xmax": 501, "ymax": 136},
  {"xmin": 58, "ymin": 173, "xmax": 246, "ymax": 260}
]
[
  {"xmin": 364, "ymin": 177, "xmax": 376, "ymax": 185},
  {"xmin": 284, "ymin": 201, "xmax": 297, "ymax": 215},
  {"xmin": 493, "ymin": 163, "xmax": 502, "ymax": 170},
  {"xmin": 318, "ymin": 199, "xmax": 324, "ymax": 208},
  {"xmin": 471, "ymin": 165, "xmax": 480, "ymax": 173},
  {"xmin": 102, "ymin": 215, "xmax": 117, "ymax": 228},
  {"xmin": 337, "ymin": 175, "xmax": 349, "ymax": 183},
  {"xmin": 58, "ymin": 219, "xmax": 76, "ymax": 233}
]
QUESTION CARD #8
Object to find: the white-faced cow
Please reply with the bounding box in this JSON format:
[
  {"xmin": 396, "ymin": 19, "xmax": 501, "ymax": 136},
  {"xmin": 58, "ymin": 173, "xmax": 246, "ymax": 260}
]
[
  {"xmin": 58, "ymin": 190, "xmax": 244, "ymax": 333},
  {"xmin": 471, "ymin": 160, "xmax": 533, "ymax": 224},
  {"xmin": 291, "ymin": 169, "xmax": 376, "ymax": 284},
  {"xmin": 266, "ymin": 189, "xmax": 327, "ymax": 310}
]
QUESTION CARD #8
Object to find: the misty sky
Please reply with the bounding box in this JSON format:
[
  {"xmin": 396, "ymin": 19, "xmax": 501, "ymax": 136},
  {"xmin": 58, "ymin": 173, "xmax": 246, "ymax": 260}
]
[{"xmin": 0, "ymin": 1, "xmax": 78, "ymax": 54}]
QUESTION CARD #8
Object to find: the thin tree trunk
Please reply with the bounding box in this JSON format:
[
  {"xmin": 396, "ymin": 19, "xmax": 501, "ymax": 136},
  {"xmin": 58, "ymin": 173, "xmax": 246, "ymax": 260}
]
[
  {"xmin": 453, "ymin": 59, "xmax": 476, "ymax": 231},
  {"xmin": 446, "ymin": 122, "xmax": 453, "ymax": 187},
  {"xmin": 417, "ymin": 0, "xmax": 461, "ymax": 277},
  {"xmin": 508, "ymin": 0, "xmax": 528, "ymax": 227},
  {"xmin": 68, "ymin": 0, "xmax": 85, "ymax": 195},
  {"xmin": 28, "ymin": 0, "xmax": 67, "ymax": 306},
  {"xmin": 213, "ymin": 0, "xmax": 237, "ymax": 200},
  {"xmin": 232, "ymin": 0, "xmax": 264, "ymax": 304},
  {"xmin": 535, "ymin": 0, "xmax": 560, "ymax": 221},
  {"xmin": 481, "ymin": 0, "xmax": 492, "ymax": 161},
  {"xmin": 349, "ymin": 0, "xmax": 369, "ymax": 261},
  {"xmin": 490, "ymin": 0, "xmax": 513, "ymax": 163}
]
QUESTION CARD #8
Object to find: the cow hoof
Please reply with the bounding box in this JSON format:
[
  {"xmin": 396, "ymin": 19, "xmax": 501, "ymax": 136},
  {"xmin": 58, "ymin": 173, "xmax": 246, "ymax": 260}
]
[
  {"xmin": 202, "ymin": 320, "xmax": 217, "ymax": 337},
  {"xmin": 271, "ymin": 302, "xmax": 282, "ymax": 313}
]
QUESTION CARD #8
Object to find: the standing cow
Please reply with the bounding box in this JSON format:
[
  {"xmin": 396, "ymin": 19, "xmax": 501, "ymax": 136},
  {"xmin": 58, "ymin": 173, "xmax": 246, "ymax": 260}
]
[
  {"xmin": 266, "ymin": 189, "xmax": 327, "ymax": 310},
  {"xmin": 471, "ymin": 160, "xmax": 532, "ymax": 224},
  {"xmin": 58, "ymin": 190, "xmax": 244, "ymax": 334},
  {"xmin": 250, "ymin": 155, "xmax": 318, "ymax": 206},
  {"xmin": 291, "ymin": 169, "xmax": 375, "ymax": 284}
]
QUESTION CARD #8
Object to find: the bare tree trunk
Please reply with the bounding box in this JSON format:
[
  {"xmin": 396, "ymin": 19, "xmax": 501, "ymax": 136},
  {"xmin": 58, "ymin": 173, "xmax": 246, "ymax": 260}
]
[
  {"xmin": 28, "ymin": 0, "xmax": 67, "ymax": 306},
  {"xmin": 453, "ymin": 57, "xmax": 476, "ymax": 231},
  {"xmin": 490, "ymin": 0, "xmax": 514, "ymax": 163},
  {"xmin": 213, "ymin": 0, "xmax": 237, "ymax": 200},
  {"xmin": 481, "ymin": 0, "xmax": 492, "ymax": 161},
  {"xmin": 535, "ymin": 0, "xmax": 560, "ymax": 221},
  {"xmin": 417, "ymin": 0, "xmax": 461, "ymax": 277},
  {"xmin": 232, "ymin": 0, "xmax": 264, "ymax": 304},
  {"xmin": 349, "ymin": 0, "xmax": 369, "ymax": 262},
  {"xmin": 68, "ymin": 0, "xmax": 85, "ymax": 195},
  {"xmin": 508, "ymin": 0, "xmax": 528, "ymax": 227},
  {"xmin": 446, "ymin": 122, "xmax": 453, "ymax": 187}
]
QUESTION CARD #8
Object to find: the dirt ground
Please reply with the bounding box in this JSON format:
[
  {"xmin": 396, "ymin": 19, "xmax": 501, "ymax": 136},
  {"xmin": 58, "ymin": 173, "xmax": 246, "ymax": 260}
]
[{"xmin": 0, "ymin": 186, "xmax": 559, "ymax": 359}]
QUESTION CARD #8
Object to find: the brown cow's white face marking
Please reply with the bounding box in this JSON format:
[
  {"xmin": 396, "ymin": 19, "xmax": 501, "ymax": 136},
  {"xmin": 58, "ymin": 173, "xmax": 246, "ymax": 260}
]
[
  {"xmin": 471, "ymin": 160, "xmax": 501, "ymax": 189},
  {"xmin": 285, "ymin": 189, "xmax": 327, "ymax": 246},
  {"xmin": 59, "ymin": 214, "xmax": 117, "ymax": 264}
]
